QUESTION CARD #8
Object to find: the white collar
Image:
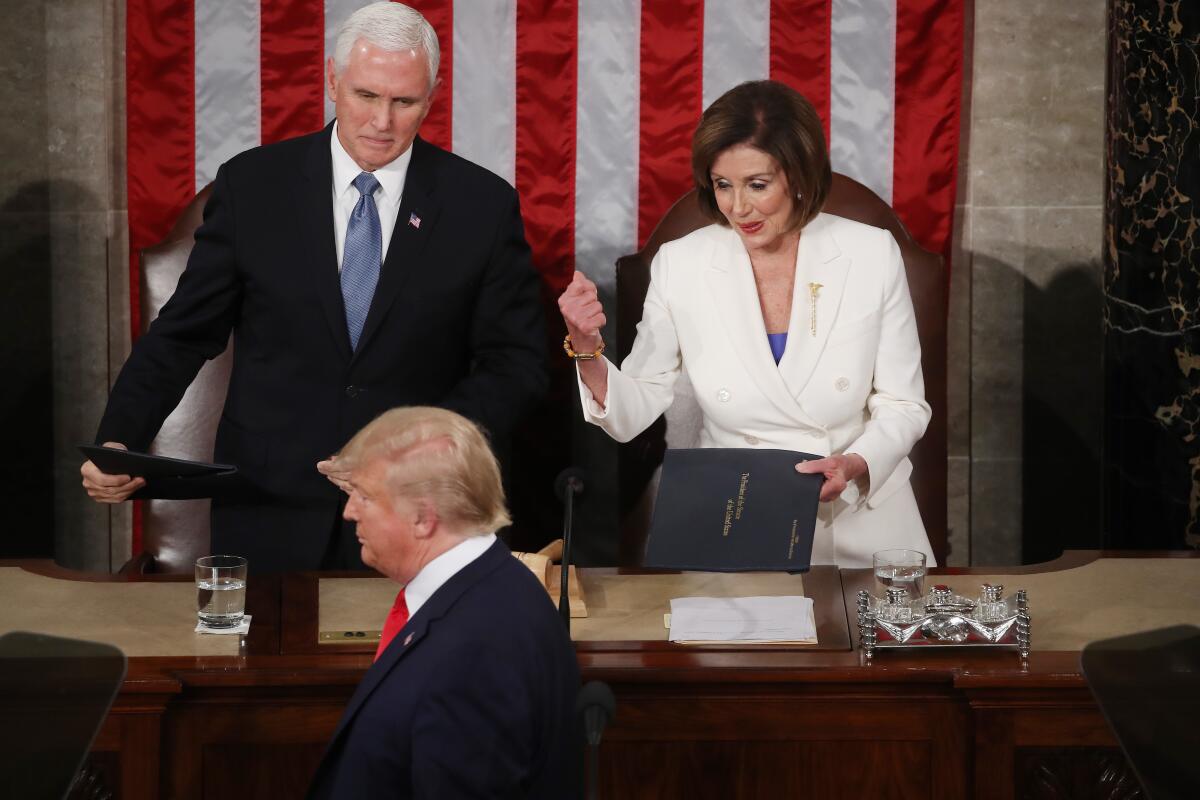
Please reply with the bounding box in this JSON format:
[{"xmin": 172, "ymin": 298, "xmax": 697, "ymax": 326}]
[
  {"xmin": 403, "ymin": 532, "xmax": 497, "ymax": 620},
  {"xmin": 330, "ymin": 120, "xmax": 411, "ymax": 206}
]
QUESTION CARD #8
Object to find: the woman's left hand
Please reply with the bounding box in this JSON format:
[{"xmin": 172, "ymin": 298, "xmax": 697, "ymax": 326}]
[{"xmin": 795, "ymin": 453, "xmax": 869, "ymax": 502}]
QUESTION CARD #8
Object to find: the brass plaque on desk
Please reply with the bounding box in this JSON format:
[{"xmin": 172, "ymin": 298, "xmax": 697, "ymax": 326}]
[{"xmin": 319, "ymin": 630, "xmax": 382, "ymax": 644}]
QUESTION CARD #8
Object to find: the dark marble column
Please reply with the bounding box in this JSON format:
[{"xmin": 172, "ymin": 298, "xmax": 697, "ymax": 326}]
[{"xmin": 1104, "ymin": 1, "xmax": 1200, "ymax": 549}]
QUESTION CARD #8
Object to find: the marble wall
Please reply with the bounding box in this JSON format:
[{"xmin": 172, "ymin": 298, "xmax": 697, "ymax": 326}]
[
  {"xmin": 5, "ymin": 0, "xmax": 1114, "ymax": 571},
  {"xmin": 947, "ymin": 0, "xmax": 1108, "ymax": 566},
  {"xmin": 1104, "ymin": 0, "xmax": 1200, "ymax": 550},
  {"xmin": 0, "ymin": 0, "xmax": 130, "ymax": 569}
]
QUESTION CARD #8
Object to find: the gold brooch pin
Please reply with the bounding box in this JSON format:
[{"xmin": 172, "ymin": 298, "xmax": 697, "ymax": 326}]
[{"xmin": 808, "ymin": 282, "xmax": 823, "ymax": 336}]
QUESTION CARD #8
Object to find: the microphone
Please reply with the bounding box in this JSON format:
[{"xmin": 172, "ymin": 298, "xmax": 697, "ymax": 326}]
[
  {"xmin": 577, "ymin": 680, "xmax": 615, "ymax": 745},
  {"xmin": 555, "ymin": 468, "xmax": 586, "ymax": 631},
  {"xmin": 555, "ymin": 467, "xmax": 586, "ymax": 504},
  {"xmin": 576, "ymin": 681, "xmax": 616, "ymax": 800}
]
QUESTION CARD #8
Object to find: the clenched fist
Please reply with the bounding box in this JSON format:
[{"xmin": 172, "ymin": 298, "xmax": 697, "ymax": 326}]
[{"xmin": 557, "ymin": 271, "xmax": 606, "ymax": 353}]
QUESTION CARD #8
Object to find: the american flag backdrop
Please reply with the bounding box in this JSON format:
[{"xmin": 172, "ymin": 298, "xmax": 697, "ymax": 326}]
[{"xmin": 126, "ymin": 0, "xmax": 963, "ymax": 337}]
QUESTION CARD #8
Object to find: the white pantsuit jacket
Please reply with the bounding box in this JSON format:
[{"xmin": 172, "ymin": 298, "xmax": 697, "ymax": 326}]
[{"xmin": 579, "ymin": 213, "xmax": 935, "ymax": 568}]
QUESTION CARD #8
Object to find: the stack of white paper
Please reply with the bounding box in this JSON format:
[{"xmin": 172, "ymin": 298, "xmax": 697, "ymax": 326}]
[{"xmin": 667, "ymin": 596, "xmax": 817, "ymax": 644}]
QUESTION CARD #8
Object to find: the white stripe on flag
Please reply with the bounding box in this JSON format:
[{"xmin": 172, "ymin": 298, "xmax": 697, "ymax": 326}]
[
  {"xmin": 194, "ymin": 0, "xmax": 261, "ymax": 192},
  {"xmin": 829, "ymin": 0, "xmax": 896, "ymax": 203},
  {"xmin": 452, "ymin": 0, "xmax": 517, "ymax": 185},
  {"xmin": 702, "ymin": 0, "xmax": 770, "ymax": 110},
  {"xmin": 575, "ymin": 0, "xmax": 641, "ymax": 297},
  {"xmin": 324, "ymin": 0, "xmax": 374, "ymax": 123}
]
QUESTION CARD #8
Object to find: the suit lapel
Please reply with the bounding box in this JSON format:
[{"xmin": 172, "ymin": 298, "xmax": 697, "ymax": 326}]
[
  {"xmin": 299, "ymin": 124, "xmax": 354, "ymax": 359},
  {"xmin": 324, "ymin": 540, "xmax": 511, "ymax": 748},
  {"xmin": 779, "ymin": 214, "xmax": 850, "ymax": 398},
  {"xmin": 352, "ymin": 136, "xmax": 442, "ymax": 361},
  {"xmin": 704, "ymin": 230, "xmax": 819, "ymax": 428}
]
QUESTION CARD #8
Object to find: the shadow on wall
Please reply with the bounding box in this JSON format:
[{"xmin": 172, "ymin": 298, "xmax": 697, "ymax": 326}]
[
  {"xmin": 1021, "ymin": 257, "xmax": 1105, "ymax": 563},
  {"xmin": 1, "ymin": 182, "xmax": 53, "ymax": 557},
  {"xmin": 0, "ymin": 179, "xmax": 104, "ymax": 560}
]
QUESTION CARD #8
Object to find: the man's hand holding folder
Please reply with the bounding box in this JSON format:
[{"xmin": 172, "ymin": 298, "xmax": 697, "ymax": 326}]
[
  {"xmin": 80, "ymin": 442, "xmax": 145, "ymax": 503},
  {"xmin": 79, "ymin": 444, "xmax": 240, "ymax": 501}
]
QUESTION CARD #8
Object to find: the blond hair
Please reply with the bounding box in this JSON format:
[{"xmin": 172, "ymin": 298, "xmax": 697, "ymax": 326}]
[{"xmin": 338, "ymin": 407, "xmax": 510, "ymax": 533}]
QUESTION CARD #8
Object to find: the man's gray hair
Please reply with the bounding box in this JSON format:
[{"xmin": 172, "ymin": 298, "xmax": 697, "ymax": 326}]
[{"xmin": 334, "ymin": 2, "xmax": 440, "ymax": 91}]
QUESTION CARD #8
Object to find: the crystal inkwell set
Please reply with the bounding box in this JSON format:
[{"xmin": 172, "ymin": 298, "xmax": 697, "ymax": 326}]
[
  {"xmin": 857, "ymin": 582, "xmax": 1031, "ymax": 658},
  {"xmin": 858, "ymin": 550, "xmax": 1031, "ymax": 659}
]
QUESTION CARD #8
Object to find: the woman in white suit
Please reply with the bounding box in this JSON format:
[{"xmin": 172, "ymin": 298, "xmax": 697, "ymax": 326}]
[{"xmin": 559, "ymin": 81, "xmax": 935, "ymax": 568}]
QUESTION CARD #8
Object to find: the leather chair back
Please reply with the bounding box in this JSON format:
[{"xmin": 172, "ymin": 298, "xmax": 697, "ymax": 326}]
[
  {"xmin": 136, "ymin": 185, "xmax": 227, "ymax": 573},
  {"xmin": 614, "ymin": 174, "xmax": 947, "ymax": 565}
]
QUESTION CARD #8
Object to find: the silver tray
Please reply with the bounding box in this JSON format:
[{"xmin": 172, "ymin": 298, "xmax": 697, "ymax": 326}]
[{"xmin": 856, "ymin": 583, "xmax": 1031, "ymax": 660}]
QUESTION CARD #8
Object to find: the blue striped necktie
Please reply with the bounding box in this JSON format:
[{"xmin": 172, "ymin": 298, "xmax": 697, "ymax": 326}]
[{"xmin": 341, "ymin": 172, "xmax": 382, "ymax": 351}]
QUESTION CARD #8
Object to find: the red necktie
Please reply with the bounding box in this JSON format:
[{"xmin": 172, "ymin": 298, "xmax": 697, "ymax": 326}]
[{"xmin": 375, "ymin": 588, "xmax": 409, "ymax": 661}]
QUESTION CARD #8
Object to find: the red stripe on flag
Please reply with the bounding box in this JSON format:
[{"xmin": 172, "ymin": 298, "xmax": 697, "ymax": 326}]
[
  {"xmin": 126, "ymin": 0, "xmax": 194, "ymax": 557},
  {"xmin": 892, "ymin": 0, "xmax": 964, "ymax": 265},
  {"xmin": 769, "ymin": 0, "xmax": 832, "ymax": 142},
  {"xmin": 406, "ymin": 0, "xmax": 452, "ymax": 151},
  {"xmin": 261, "ymin": 0, "xmax": 325, "ymax": 145},
  {"xmin": 515, "ymin": 0, "xmax": 578, "ymax": 295},
  {"xmin": 638, "ymin": 0, "xmax": 704, "ymax": 247},
  {"xmin": 126, "ymin": 0, "xmax": 194, "ymax": 341}
]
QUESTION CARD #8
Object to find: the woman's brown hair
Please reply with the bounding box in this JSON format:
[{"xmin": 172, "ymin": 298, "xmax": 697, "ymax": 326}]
[{"xmin": 692, "ymin": 80, "xmax": 831, "ymax": 231}]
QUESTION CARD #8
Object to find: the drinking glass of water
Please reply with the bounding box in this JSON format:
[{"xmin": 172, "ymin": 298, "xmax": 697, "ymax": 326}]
[
  {"xmin": 872, "ymin": 549, "xmax": 926, "ymax": 602},
  {"xmin": 195, "ymin": 555, "xmax": 247, "ymax": 629}
]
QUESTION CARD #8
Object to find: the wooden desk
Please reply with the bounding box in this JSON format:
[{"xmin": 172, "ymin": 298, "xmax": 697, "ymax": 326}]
[{"xmin": 2, "ymin": 553, "xmax": 1195, "ymax": 799}]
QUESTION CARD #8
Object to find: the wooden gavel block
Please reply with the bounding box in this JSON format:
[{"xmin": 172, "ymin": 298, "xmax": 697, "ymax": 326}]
[{"xmin": 512, "ymin": 539, "xmax": 586, "ymax": 618}]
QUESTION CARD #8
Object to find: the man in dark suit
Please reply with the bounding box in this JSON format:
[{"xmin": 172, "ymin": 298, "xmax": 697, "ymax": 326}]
[
  {"xmin": 306, "ymin": 406, "xmax": 580, "ymax": 799},
  {"xmin": 81, "ymin": 2, "xmax": 546, "ymax": 571}
]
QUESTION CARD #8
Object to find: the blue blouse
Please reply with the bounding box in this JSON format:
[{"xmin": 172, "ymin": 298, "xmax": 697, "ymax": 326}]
[{"xmin": 767, "ymin": 331, "xmax": 788, "ymax": 364}]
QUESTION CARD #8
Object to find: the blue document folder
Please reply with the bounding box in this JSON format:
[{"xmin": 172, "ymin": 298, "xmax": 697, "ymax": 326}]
[{"xmin": 644, "ymin": 448, "xmax": 822, "ymax": 572}]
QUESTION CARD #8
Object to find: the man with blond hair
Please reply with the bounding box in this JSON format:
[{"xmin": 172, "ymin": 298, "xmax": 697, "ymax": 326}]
[
  {"xmin": 307, "ymin": 407, "xmax": 580, "ymax": 799},
  {"xmin": 82, "ymin": 2, "xmax": 545, "ymax": 572}
]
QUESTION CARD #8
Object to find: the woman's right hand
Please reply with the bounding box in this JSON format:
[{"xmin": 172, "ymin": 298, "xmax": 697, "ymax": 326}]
[
  {"xmin": 558, "ymin": 270, "xmax": 606, "ymax": 353},
  {"xmin": 557, "ymin": 270, "xmax": 609, "ymax": 406}
]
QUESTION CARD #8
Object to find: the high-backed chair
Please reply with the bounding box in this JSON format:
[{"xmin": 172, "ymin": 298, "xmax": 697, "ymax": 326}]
[
  {"xmin": 125, "ymin": 186, "xmax": 223, "ymax": 574},
  {"xmin": 614, "ymin": 174, "xmax": 947, "ymax": 565}
]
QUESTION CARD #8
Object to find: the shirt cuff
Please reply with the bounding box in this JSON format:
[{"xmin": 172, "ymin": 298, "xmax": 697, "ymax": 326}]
[{"xmin": 576, "ymin": 360, "xmax": 610, "ymax": 420}]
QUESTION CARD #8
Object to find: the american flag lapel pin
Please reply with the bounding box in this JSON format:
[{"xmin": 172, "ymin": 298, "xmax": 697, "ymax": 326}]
[{"xmin": 408, "ymin": 212, "xmax": 421, "ymax": 229}]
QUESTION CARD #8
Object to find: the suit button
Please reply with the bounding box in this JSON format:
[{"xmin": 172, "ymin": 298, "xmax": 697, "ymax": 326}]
[
  {"xmin": 835, "ymin": 377, "xmax": 850, "ymax": 391},
  {"xmin": 744, "ymin": 435, "xmax": 760, "ymax": 445},
  {"xmin": 345, "ymin": 385, "xmax": 359, "ymax": 398}
]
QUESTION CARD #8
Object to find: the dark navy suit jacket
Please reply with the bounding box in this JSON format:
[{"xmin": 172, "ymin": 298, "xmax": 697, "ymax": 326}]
[
  {"xmin": 95, "ymin": 129, "xmax": 547, "ymax": 571},
  {"xmin": 307, "ymin": 540, "xmax": 581, "ymax": 799}
]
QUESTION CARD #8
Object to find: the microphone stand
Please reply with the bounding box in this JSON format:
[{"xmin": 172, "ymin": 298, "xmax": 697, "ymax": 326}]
[
  {"xmin": 558, "ymin": 470, "xmax": 584, "ymax": 632},
  {"xmin": 577, "ymin": 680, "xmax": 615, "ymax": 800}
]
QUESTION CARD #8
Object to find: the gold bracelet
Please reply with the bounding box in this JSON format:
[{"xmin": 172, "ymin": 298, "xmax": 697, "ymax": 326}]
[{"xmin": 563, "ymin": 334, "xmax": 605, "ymax": 361}]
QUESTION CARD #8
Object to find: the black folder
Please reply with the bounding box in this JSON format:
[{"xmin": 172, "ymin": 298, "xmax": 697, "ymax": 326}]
[
  {"xmin": 644, "ymin": 448, "xmax": 823, "ymax": 572},
  {"xmin": 79, "ymin": 444, "xmax": 242, "ymax": 500}
]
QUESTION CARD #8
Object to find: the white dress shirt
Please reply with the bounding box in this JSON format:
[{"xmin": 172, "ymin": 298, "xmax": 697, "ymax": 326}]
[
  {"xmin": 403, "ymin": 533, "xmax": 497, "ymax": 620},
  {"xmin": 330, "ymin": 120, "xmax": 412, "ymax": 268}
]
